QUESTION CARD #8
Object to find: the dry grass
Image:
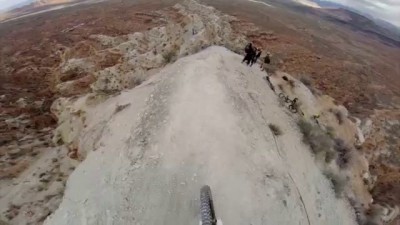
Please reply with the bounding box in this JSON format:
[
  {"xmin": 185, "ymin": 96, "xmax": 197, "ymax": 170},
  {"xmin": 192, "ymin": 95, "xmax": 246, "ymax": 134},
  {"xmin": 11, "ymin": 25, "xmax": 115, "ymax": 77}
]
[{"xmin": 269, "ymin": 123, "xmax": 283, "ymax": 136}]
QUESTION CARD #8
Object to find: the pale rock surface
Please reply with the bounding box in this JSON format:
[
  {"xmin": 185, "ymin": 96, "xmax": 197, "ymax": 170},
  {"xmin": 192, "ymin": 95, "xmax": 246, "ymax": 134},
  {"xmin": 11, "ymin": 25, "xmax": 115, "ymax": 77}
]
[{"xmin": 45, "ymin": 46, "xmax": 357, "ymax": 225}]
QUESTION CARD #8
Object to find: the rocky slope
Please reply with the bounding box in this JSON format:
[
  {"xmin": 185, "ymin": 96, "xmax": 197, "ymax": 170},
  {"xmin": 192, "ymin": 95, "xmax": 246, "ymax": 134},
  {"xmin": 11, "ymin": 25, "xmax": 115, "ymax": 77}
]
[
  {"xmin": 0, "ymin": 0, "xmax": 398, "ymax": 224},
  {"xmin": 52, "ymin": 0, "xmax": 246, "ymax": 159},
  {"xmin": 43, "ymin": 1, "xmax": 396, "ymax": 224},
  {"xmin": 1, "ymin": 0, "xmax": 246, "ymax": 224},
  {"xmin": 45, "ymin": 46, "xmax": 360, "ymax": 225}
]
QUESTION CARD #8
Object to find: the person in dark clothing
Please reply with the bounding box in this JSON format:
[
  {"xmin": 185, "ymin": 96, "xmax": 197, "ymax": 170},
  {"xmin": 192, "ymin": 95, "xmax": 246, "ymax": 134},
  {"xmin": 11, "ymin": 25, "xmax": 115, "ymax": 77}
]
[
  {"xmin": 244, "ymin": 43, "xmax": 252, "ymax": 54},
  {"xmin": 242, "ymin": 51, "xmax": 253, "ymax": 65},
  {"xmin": 242, "ymin": 43, "xmax": 255, "ymax": 65},
  {"xmin": 250, "ymin": 49, "xmax": 262, "ymax": 66}
]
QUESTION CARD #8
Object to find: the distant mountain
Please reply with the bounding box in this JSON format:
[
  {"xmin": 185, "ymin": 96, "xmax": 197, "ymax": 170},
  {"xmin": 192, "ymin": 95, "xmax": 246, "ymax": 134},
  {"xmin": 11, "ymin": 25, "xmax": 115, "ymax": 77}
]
[
  {"xmin": 309, "ymin": 0, "xmax": 400, "ymax": 30},
  {"xmin": 310, "ymin": 0, "xmax": 342, "ymax": 8},
  {"xmin": 292, "ymin": 0, "xmax": 321, "ymax": 8},
  {"xmin": 319, "ymin": 8, "xmax": 400, "ymax": 45},
  {"xmin": 373, "ymin": 18, "xmax": 400, "ymax": 37},
  {"xmin": 0, "ymin": 0, "xmax": 34, "ymax": 12},
  {"xmin": 288, "ymin": 2, "xmax": 400, "ymax": 47},
  {"xmin": 32, "ymin": 0, "xmax": 75, "ymax": 7},
  {"xmin": 0, "ymin": 0, "xmax": 78, "ymax": 22}
]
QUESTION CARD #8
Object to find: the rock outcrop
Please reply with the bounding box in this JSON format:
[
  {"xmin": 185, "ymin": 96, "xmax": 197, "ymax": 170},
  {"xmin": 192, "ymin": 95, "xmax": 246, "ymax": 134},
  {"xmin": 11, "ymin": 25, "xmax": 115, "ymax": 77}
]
[{"xmin": 52, "ymin": 0, "xmax": 247, "ymax": 157}]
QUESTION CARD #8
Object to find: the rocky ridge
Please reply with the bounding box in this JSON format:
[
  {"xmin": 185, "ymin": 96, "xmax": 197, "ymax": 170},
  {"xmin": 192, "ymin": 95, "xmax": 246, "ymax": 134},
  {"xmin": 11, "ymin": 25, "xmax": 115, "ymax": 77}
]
[
  {"xmin": 1, "ymin": 0, "xmax": 247, "ymax": 224},
  {"xmin": 53, "ymin": 0, "xmax": 247, "ymax": 160},
  {"xmin": 0, "ymin": 0, "xmax": 398, "ymax": 224}
]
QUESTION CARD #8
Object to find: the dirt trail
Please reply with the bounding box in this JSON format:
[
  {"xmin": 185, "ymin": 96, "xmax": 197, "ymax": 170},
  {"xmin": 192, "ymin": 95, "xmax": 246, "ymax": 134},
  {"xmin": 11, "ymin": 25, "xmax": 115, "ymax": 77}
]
[{"xmin": 45, "ymin": 46, "xmax": 357, "ymax": 225}]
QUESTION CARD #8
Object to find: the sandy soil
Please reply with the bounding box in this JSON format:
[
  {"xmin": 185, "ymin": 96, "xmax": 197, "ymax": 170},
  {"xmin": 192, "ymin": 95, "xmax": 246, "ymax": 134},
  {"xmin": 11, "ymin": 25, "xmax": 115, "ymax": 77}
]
[{"xmin": 44, "ymin": 46, "xmax": 357, "ymax": 225}]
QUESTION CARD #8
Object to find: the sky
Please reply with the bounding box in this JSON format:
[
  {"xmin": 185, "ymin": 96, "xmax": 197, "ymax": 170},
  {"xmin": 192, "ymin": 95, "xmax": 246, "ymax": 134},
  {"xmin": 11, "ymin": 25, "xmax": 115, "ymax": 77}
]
[
  {"xmin": 0, "ymin": 0, "xmax": 399, "ymax": 27},
  {"xmin": 319, "ymin": 0, "xmax": 400, "ymax": 27},
  {"xmin": 0, "ymin": 0, "xmax": 33, "ymax": 11}
]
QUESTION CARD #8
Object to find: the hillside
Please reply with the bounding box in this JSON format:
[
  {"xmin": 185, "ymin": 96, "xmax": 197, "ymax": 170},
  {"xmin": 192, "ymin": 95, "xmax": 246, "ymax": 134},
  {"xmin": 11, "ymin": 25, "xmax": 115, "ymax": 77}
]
[
  {"xmin": 34, "ymin": 0, "xmax": 74, "ymax": 6},
  {"xmin": 317, "ymin": 8, "xmax": 400, "ymax": 46},
  {"xmin": 44, "ymin": 45, "xmax": 359, "ymax": 225},
  {"xmin": 0, "ymin": 0, "xmax": 399, "ymax": 224},
  {"xmin": 288, "ymin": 5, "xmax": 400, "ymax": 47}
]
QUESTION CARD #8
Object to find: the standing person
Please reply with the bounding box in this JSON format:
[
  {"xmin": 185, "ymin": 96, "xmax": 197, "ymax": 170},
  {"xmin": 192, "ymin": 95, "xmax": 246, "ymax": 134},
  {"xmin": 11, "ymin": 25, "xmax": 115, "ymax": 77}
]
[
  {"xmin": 248, "ymin": 47, "xmax": 256, "ymax": 66},
  {"xmin": 242, "ymin": 43, "xmax": 253, "ymax": 64},
  {"xmin": 242, "ymin": 44, "xmax": 255, "ymax": 65},
  {"xmin": 244, "ymin": 43, "xmax": 252, "ymax": 54},
  {"xmin": 261, "ymin": 53, "xmax": 271, "ymax": 71},
  {"xmin": 251, "ymin": 49, "xmax": 262, "ymax": 66}
]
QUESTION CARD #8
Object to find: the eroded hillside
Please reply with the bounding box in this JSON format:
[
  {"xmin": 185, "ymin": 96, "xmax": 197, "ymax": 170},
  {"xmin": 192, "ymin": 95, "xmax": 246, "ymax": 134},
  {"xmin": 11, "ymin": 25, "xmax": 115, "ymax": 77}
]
[{"xmin": 0, "ymin": 0, "xmax": 399, "ymax": 224}]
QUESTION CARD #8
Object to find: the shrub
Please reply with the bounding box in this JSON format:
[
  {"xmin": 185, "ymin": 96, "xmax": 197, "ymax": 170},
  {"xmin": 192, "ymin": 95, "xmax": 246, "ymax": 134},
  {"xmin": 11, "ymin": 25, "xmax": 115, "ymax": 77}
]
[
  {"xmin": 334, "ymin": 138, "xmax": 352, "ymax": 169},
  {"xmin": 348, "ymin": 197, "xmax": 366, "ymax": 225},
  {"xmin": 312, "ymin": 133, "xmax": 333, "ymax": 154},
  {"xmin": 323, "ymin": 170, "xmax": 346, "ymax": 198},
  {"xmin": 162, "ymin": 51, "xmax": 176, "ymax": 64},
  {"xmin": 300, "ymin": 76, "xmax": 312, "ymax": 87},
  {"xmin": 131, "ymin": 75, "xmax": 145, "ymax": 87},
  {"xmin": 325, "ymin": 150, "xmax": 337, "ymax": 164},
  {"xmin": 331, "ymin": 108, "xmax": 346, "ymax": 125},
  {"xmin": 300, "ymin": 76, "xmax": 319, "ymax": 95},
  {"xmin": 363, "ymin": 206, "xmax": 383, "ymax": 225},
  {"xmin": 269, "ymin": 123, "xmax": 283, "ymax": 136},
  {"xmin": 326, "ymin": 126, "xmax": 335, "ymax": 139},
  {"xmin": 298, "ymin": 119, "xmax": 351, "ymax": 199},
  {"xmin": 115, "ymin": 103, "xmax": 131, "ymax": 113},
  {"xmin": 297, "ymin": 119, "xmax": 313, "ymax": 138},
  {"xmin": 297, "ymin": 119, "xmax": 333, "ymax": 154}
]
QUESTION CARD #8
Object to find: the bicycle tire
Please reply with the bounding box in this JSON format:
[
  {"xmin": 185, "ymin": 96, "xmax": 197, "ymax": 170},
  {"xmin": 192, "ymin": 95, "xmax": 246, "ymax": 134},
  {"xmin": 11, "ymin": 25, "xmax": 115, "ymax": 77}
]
[
  {"xmin": 278, "ymin": 93, "xmax": 287, "ymax": 101},
  {"xmin": 289, "ymin": 104, "xmax": 298, "ymax": 113},
  {"xmin": 200, "ymin": 185, "xmax": 216, "ymax": 225}
]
